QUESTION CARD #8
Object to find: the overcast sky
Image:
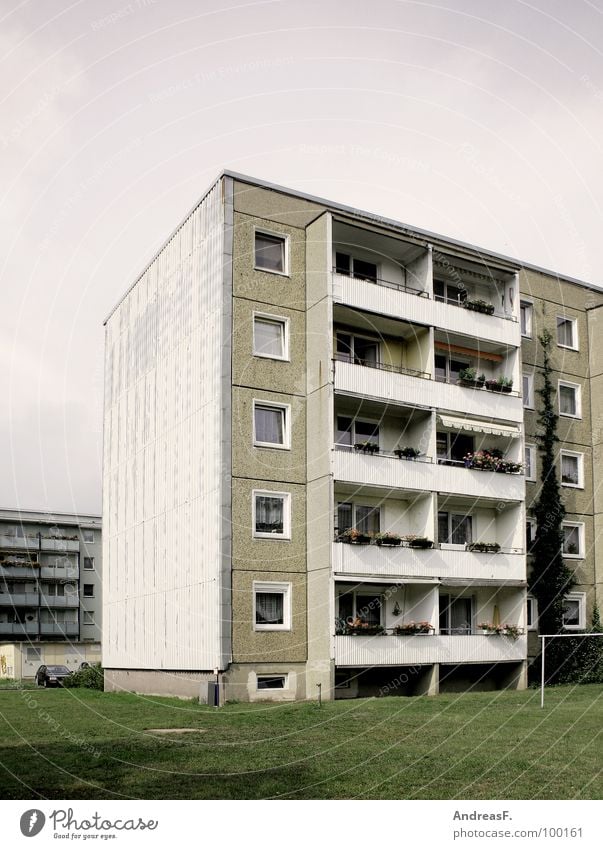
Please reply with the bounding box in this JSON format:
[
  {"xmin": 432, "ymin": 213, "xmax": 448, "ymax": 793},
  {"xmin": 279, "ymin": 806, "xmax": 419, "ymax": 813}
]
[{"xmin": 2, "ymin": 0, "xmax": 603, "ymax": 515}]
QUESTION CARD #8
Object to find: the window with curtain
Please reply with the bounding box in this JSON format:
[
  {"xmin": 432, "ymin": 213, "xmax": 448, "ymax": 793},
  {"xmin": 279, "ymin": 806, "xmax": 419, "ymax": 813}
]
[
  {"xmin": 561, "ymin": 453, "xmax": 580, "ymax": 485},
  {"xmin": 254, "ymin": 494, "xmax": 286, "ymax": 535},
  {"xmin": 255, "ymin": 592, "xmax": 284, "ymax": 625},
  {"xmin": 355, "ymin": 594, "xmax": 382, "ymax": 626},
  {"xmin": 337, "ymin": 503, "xmax": 353, "ymax": 534},
  {"xmin": 439, "ymin": 595, "xmax": 473, "ymax": 634},
  {"xmin": 355, "ymin": 505, "xmax": 380, "ymax": 535},
  {"xmin": 562, "ymin": 525, "xmax": 581, "ymax": 556},
  {"xmin": 559, "ymin": 384, "xmax": 578, "ymax": 416},
  {"xmin": 438, "ymin": 512, "xmax": 472, "ymax": 544},
  {"xmin": 254, "ymin": 404, "xmax": 286, "ymax": 446},
  {"xmin": 253, "ymin": 316, "xmax": 286, "ymax": 358},
  {"xmin": 557, "ymin": 316, "xmax": 576, "ymax": 348}
]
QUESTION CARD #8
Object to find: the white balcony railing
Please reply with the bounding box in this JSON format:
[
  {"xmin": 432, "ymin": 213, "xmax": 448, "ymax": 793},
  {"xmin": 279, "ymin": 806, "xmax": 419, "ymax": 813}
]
[
  {"xmin": 0, "ymin": 534, "xmax": 79, "ymax": 553},
  {"xmin": 334, "ymin": 633, "xmax": 527, "ymax": 666},
  {"xmin": 332, "ymin": 542, "xmax": 525, "ymax": 581},
  {"xmin": 333, "ymin": 448, "xmax": 524, "ymax": 501},
  {"xmin": 333, "ymin": 273, "xmax": 519, "ymax": 347},
  {"xmin": 333, "ymin": 359, "xmax": 524, "ymax": 423},
  {"xmin": 39, "ymin": 622, "xmax": 79, "ymax": 636},
  {"xmin": 40, "ymin": 595, "xmax": 80, "ymax": 609},
  {"xmin": 0, "ymin": 592, "xmax": 39, "ymax": 606},
  {"xmin": 0, "ymin": 622, "xmax": 39, "ymax": 635}
]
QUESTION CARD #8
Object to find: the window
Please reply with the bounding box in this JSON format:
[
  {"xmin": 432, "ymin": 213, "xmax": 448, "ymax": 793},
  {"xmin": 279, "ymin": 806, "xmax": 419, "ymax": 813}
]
[
  {"xmin": 524, "ymin": 444, "xmax": 536, "ymax": 482},
  {"xmin": 558, "ymin": 381, "xmax": 581, "ymax": 418},
  {"xmin": 527, "ymin": 596, "xmax": 538, "ymax": 630},
  {"xmin": 560, "ymin": 451, "xmax": 583, "ymax": 488},
  {"xmin": 256, "ymin": 675, "xmax": 287, "ymax": 690},
  {"xmin": 335, "ymin": 252, "xmax": 378, "ymax": 283},
  {"xmin": 45, "ymin": 584, "xmax": 65, "ymax": 597},
  {"xmin": 254, "ymin": 230, "xmax": 287, "ymax": 274},
  {"xmin": 434, "ymin": 354, "xmax": 468, "ymax": 384},
  {"xmin": 434, "ymin": 279, "xmax": 465, "ymax": 305},
  {"xmin": 557, "ymin": 316, "xmax": 578, "ymax": 350},
  {"xmin": 83, "ymin": 611, "xmax": 95, "ymax": 625},
  {"xmin": 526, "ymin": 517, "xmax": 537, "ymax": 552},
  {"xmin": 252, "ymin": 314, "xmax": 288, "ymax": 360},
  {"xmin": 335, "ymin": 331, "xmax": 379, "ymax": 367},
  {"xmin": 335, "ymin": 416, "xmax": 380, "ymax": 450},
  {"xmin": 15, "ymin": 525, "xmax": 25, "ymax": 538},
  {"xmin": 253, "ymin": 581, "xmax": 291, "ymax": 630},
  {"xmin": 83, "ymin": 584, "xmax": 94, "ymax": 598},
  {"xmin": 336, "ymin": 502, "xmax": 380, "ymax": 536},
  {"xmin": 83, "ymin": 557, "xmax": 94, "ymax": 570},
  {"xmin": 562, "ymin": 523, "xmax": 584, "ymax": 558},
  {"xmin": 337, "ymin": 590, "xmax": 383, "ymax": 626},
  {"xmin": 520, "ymin": 301, "xmax": 533, "ymax": 337},
  {"xmin": 522, "ymin": 373, "xmax": 534, "ymax": 408},
  {"xmin": 253, "ymin": 402, "xmax": 290, "ymax": 449},
  {"xmin": 82, "ymin": 529, "xmax": 94, "ymax": 543},
  {"xmin": 253, "ymin": 491, "xmax": 291, "ymax": 539},
  {"xmin": 436, "ymin": 431, "xmax": 474, "ymax": 465},
  {"xmin": 438, "ymin": 512, "xmax": 473, "ymax": 546},
  {"xmin": 562, "ymin": 593, "xmax": 586, "ymax": 630},
  {"xmin": 439, "ymin": 594, "xmax": 473, "ymax": 635}
]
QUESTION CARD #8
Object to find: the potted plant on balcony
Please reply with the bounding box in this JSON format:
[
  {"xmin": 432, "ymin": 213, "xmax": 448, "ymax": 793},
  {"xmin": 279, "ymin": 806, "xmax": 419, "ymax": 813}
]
[
  {"xmin": 464, "ymin": 450, "xmax": 498, "ymax": 471},
  {"xmin": 485, "ymin": 376, "xmax": 514, "ymax": 393},
  {"xmin": 467, "ymin": 541, "xmax": 501, "ymax": 553},
  {"xmin": 495, "ymin": 460, "xmax": 523, "ymax": 474},
  {"xmin": 403, "ymin": 534, "xmax": 434, "ymax": 549},
  {"xmin": 338, "ymin": 528, "xmax": 372, "ymax": 545},
  {"xmin": 393, "ymin": 446, "xmax": 421, "ymax": 459},
  {"xmin": 457, "ymin": 367, "xmax": 486, "ymax": 389},
  {"xmin": 392, "ymin": 620, "xmax": 434, "ymax": 635},
  {"xmin": 344, "ymin": 617, "xmax": 386, "ymax": 636},
  {"xmin": 374, "ymin": 531, "xmax": 402, "ymax": 547},
  {"xmin": 463, "ymin": 298, "xmax": 495, "ymax": 315},
  {"xmin": 354, "ymin": 441, "xmax": 380, "ymax": 454}
]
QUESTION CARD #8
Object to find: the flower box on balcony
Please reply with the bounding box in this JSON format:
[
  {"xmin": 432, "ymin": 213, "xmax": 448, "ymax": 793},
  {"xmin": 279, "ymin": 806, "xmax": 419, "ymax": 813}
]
[
  {"xmin": 457, "ymin": 367, "xmax": 486, "ymax": 389},
  {"xmin": 404, "ymin": 536, "xmax": 433, "ymax": 549},
  {"xmin": 338, "ymin": 529, "xmax": 372, "ymax": 545},
  {"xmin": 485, "ymin": 378, "xmax": 513, "ymax": 393},
  {"xmin": 374, "ymin": 532, "xmax": 402, "ymax": 547},
  {"xmin": 467, "ymin": 541, "xmax": 501, "ymax": 553},
  {"xmin": 495, "ymin": 461, "xmax": 523, "ymax": 474},
  {"xmin": 354, "ymin": 441, "xmax": 379, "ymax": 454},
  {"xmin": 393, "ymin": 447, "xmax": 421, "ymax": 460},
  {"xmin": 463, "ymin": 299, "xmax": 495, "ymax": 315},
  {"xmin": 392, "ymin": 621, "xmax": 434, "ymax": 635},
  {"xmin": 478, "ymin": 622, "xmax": 523, "ymax": 639},
  {"xmin": 346, "ymin": 624, "xmax": 386, "ymax": 636}
]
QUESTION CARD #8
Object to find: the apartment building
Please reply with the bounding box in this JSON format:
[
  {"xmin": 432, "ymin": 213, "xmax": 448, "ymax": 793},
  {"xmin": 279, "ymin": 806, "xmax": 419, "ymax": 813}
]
[
  {"xmin": 0, "ymin": 509, "xmax": 102, "ymax": 651},
  {"xmin": 102, "ymin": 172, "xmax": 602, "ymax": 701}
]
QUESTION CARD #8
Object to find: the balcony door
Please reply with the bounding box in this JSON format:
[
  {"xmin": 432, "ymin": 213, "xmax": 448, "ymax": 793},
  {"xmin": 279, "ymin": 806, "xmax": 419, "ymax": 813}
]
[
  {"xmin": 336, "ymin": 503, "xmax": 380, "ymax": 536},
  {"xmin": 335, "ymin": 416, "xmax": 380, "ymax": 450},
  {"xmin": 438, "ymin": 512, "xmax": 473, "ymax": 545},
  {"xmin": 439, "ymin": 594, "xmax": 473, "ymax": 635},
  {"xmin": 336, "ymin": 332, "xmax": 379, "ymax": 367},
  {"xmin": 434, "ymin": 354, "xmax": 468, "ymax": 384},
  {"xmin": 436, "ymin": 431, "xmax": 474, "ymax": 465}
]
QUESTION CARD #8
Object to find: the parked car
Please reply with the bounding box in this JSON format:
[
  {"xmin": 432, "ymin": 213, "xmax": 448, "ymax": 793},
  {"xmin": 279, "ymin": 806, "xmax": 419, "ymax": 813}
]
[{"xmin": 35, "ymin": 665, "xmax": 72, "ymax": 687}]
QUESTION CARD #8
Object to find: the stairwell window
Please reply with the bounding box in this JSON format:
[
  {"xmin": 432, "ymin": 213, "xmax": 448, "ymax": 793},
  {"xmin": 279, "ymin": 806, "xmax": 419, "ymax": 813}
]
[
  {"xmin": 253, "ymin": 491, "xmax": 291, "ymax": 539},
  {"xmin": 253, "ymin": 581, "xmax": 291, "ymax": 630},
  {"xmin": 522, "ymin": 373, "xmax": 534, "ymax": 408},
  {"xmin": 520, "ymin": 301, "xmax": 533, "ymax": 337},
  {"xmin": 253, "ymin": 401, "xmax": 290, "ymax": 449},
  {"xmin": 557, "ymin": 316, "xmax": 578, "ymax": 350},
  {"xmin": 83, "ymin": 557, "xmax": 94, "ymax": 570},
  {"xmin": 524, "ymin": 444, "xmax": 536, "ymax": 482},
  {"xmin": 83, "ymin": 584, "xmax": 94, "ymax": 598},
  {"xmin": 253, "ymin": 314, "xmax": 289, "ymax": 360},
  {"xmin": 526, "ymin": 596, "xmax": 538, "ymax": 630},
  {"xmin": 558, "ymin": 381, "xmax": 581, "ymax": 418},
  {"xmin": 254, "ymin": 230, "xmax": 288, "ymax": 275}
]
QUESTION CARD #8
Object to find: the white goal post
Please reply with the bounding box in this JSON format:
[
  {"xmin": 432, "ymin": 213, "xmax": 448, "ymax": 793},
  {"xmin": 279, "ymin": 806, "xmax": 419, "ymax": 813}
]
[{"xmin": 540, "ymin": 633, "xmax": 603, "ymax": 708}]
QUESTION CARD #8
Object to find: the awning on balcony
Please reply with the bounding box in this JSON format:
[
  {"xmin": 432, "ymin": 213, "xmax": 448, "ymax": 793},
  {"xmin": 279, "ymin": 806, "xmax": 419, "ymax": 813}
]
[
  {"xmin": 438, "ymin": 414, "xmax": 521, "ymax": 438},
  {"xmin": 334, "ymin": 574, "xmax": 440, "ymax": 585}
]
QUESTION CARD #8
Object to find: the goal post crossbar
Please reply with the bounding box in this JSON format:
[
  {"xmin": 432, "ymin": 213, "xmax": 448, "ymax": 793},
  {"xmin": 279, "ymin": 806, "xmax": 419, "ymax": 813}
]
[{"xmin": 540, "ymin": 633, "xmax": 603, "ymax": 708}]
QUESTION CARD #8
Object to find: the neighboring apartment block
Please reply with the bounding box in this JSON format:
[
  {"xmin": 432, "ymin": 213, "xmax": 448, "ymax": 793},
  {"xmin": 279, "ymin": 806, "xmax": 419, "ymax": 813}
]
[
  {"xmin": 102, "ymin": 172, "xmax": 603, "ymax": 701},
  {"xmin": 0, "ymin": 509, "xmax": 102, "ymax": 645}
]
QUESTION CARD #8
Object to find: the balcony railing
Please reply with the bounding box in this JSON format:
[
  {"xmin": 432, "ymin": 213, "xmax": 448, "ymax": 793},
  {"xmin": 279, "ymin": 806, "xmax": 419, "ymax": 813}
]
[
  {"xmin": 334, "ymin": 633, "xmax": 527, "ymax": 666},
  {"xmin": 40, "ymin": 594, "xmax": 80, "ymax": 609},
  {"xmin": 0, "ymin": 621, "xmax": 39, "ymax": 635},
  {"xmin": 332, "ymin": 268, "xmax": 429, "ymax": 297},
  {"xmin": 334, "ymin": 353, "xmax": 430, "ymax": 380},
  {"xmin": 0, "ymin": 593, "xmax": 39, "ymax": 606},
  {"xmin": 39, "ymin": 622, "xmax": 79, "ymax": 636}
]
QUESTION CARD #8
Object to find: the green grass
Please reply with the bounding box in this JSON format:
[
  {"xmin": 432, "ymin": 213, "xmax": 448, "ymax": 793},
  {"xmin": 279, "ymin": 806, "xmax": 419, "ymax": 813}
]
[{"xmin": 0, "ymin": 685, "xmax": 601, "ymax": 799}]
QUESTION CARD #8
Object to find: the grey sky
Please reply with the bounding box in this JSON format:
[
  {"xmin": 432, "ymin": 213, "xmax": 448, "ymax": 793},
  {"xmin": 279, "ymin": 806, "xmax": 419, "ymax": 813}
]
[{"xmin": 1, "ymin": 0, "xmax": 603, "ymax": 514}]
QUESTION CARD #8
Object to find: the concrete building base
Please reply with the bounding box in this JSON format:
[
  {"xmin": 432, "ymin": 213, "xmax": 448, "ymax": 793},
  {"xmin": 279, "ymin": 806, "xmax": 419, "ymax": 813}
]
[{"xmin": 104, "ymin": 668, "xmax": 216, "ymax": 700}]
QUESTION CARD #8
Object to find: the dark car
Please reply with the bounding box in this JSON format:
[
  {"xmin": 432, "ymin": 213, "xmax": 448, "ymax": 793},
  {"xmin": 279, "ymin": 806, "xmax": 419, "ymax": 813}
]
[{"xmin": 35, "ymin": 665, "xmax": 72, "ymax": 687}]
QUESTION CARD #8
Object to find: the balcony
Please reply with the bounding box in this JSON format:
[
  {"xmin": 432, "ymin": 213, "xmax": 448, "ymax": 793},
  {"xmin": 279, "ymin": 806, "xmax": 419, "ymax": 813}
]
[
  {"xmin": 332, "ymin": 541, "xmax": 525, "ymax": 581},
  {"xmin": 39, "ymin": 622, "xmax": 79, "ymax": 636},
  {"xmin": 41, "ymin": 538, "xmax": 79, "ymax": 553},
  {"xmin": 0, "ymin": 534, "xmax": 39, "ymax": 551},
  {"xmin": 40, "ymin": 594, "xmax": 79, "ymax": 608},
  {"xmin": 333, "ymin": 448, "xmax": 524, "ymax": 501},
  {"xmin": 0, "ymin": 593, "xmax": 39, "ymax": 606},
  {"xmin": 333, "ymin": 359, "xmax": 523, "ymax": 422},
  {"xmin": 0, "ymin": 621, "xmax": 39, "ymax": 636},
  {"xmin": 0, "ymin": 565, "xmax": 39, "ymax": 580},
  {"xmin": 40, "ymin": 566, "xmax": 79, "ymax": 581},
  {"xmin": 334, "ymin": 633, "xmax": 527, "ymax": 666},
  {"xmin": 332, "ymin": 273, "xmax": 519, "ymax": 347}
]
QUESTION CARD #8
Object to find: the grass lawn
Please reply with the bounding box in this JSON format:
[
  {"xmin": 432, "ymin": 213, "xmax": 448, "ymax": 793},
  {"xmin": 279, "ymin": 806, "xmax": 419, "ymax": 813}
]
[{"xmin": 0, "ymin": 684, "xmax": 601, "ymax": 800}]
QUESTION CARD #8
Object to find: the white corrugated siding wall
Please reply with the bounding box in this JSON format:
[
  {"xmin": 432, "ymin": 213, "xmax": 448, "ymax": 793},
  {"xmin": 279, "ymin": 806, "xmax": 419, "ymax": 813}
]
[{"xmin": 103, "ymin": 181, "xmax": 226, "ymax": 670}]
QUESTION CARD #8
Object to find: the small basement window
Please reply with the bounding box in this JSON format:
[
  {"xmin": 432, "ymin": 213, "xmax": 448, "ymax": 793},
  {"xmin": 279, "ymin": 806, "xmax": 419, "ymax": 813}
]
[{"xmin": 256, "ymin": 675, "xmax": 287, "ymax": 690}]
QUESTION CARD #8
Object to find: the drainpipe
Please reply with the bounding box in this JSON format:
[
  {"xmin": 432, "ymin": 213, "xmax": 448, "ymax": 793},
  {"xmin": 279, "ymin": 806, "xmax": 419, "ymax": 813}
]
[{"xmin": 37, "ymin": 531, "xmax": 42, "ymax": 641}]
